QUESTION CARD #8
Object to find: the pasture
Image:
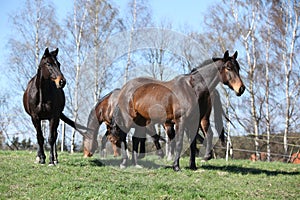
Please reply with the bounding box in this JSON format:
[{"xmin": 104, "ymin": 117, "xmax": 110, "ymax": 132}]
[{"xmin": 0, "ymin": 150, "xmax": 299, "ymax": 199}]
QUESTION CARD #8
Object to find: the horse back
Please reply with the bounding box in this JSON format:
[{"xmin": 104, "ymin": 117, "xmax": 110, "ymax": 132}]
[{"xmin": 94, "ymin": 89, "xmax": 120, "ymax": 124}]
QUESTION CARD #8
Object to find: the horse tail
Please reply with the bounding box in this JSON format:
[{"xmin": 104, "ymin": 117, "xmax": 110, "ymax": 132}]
[
  {"xmin": 213, "ymin": 90, "xmax": 226, "ymax": 145},
  {"xmin": 60, "ymin": 113, "xmax": 76, "ymax": 129},
  {"xmin": 110, "ymin": 104, "xmax": 125, "ymax": 138},
  {"xmin": 60, "ymin": 113, "xmax": 89, "ymax": 134}
]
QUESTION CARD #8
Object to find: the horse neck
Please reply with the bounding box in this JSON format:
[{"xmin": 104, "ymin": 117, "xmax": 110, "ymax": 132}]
[
  {"xmin": 35, "ymin": 67, "xmax": 51, "ymax": 104},
  {"xmin": 190, "ymin": 61, "xmax": 222, "ymax": 97}
]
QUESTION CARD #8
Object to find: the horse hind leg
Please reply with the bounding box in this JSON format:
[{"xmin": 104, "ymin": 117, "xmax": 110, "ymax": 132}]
[
  {"xmin": 200, "ymin": 119, "xmax": 213, "ymax": 162},
  {"xmin": 147, "ymin": 125, "xmax": 165, "ymax": 159},
  {"xmin": 32, "ymin": 118, "xmax": 46, "ymax": 164},
  {"xmin": 48, "ymin": 118, "xmax": 60, "ymax": 166},
  {"xmin": 131, "ymin": 135, "xmax": 139, "ymax": 166},
  {"xmin": 118, "ymin": 130, "xmax": 128, "ymax": 169}
]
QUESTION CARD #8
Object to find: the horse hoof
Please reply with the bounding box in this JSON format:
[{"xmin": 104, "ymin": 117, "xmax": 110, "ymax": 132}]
[
  {"xmin": 35, "ymin": 157, "xmax": 40, "ymax": 164},
  {"xmin": 120, "ymin": 164, "xmax": 126, "ymax": 169},
  {"xmin": 173, "ymin": 166, "xmax": 181, "ymax": 172},
  {"xmin": 202, "ymin": 155, "xmax": 212, "ymax": 162},
  {"xmin": 134, "ymin": 164, "xmax": 143, "ymax": 169},
  {"xmin": 189, "ymin": 166, "xmax": 197, "ymax": 170},
  {"xmin": 54, "ymin": 161, "xmax": 58, "ymax": 165},
  {"xmin": 48, "ymin": 163, "xmax": 55, "ymax": 167},
  {"xmin": 40, "ymin": 160, "xmax": 46, "ymax": 164},
  {"xmin": 167, "ymin": 155, "xmax": 173, "ymax": 161},
  {"xmin": 157, "ymin": 150, "xmax": 165, "ymax": 159}
]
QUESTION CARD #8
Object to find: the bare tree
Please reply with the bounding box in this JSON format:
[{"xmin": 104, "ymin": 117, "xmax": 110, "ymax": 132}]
[
  {"xmin": 87, "ymin": 0, "xmax": 123, "ymax": 103},
  {"xmin": 65, "ymin": 0, "xmax": 89, "ymax": 153},
  {"xmin": 271, "ymin": 0, "xmax": 299, "ymax": 156},
  {"xmin": 123, "ymin": 0, "xmax": 152, "ymax": 83},
  {"xmin": 264, "ymin": 13, "xmax": 272, "ymax": 162}
]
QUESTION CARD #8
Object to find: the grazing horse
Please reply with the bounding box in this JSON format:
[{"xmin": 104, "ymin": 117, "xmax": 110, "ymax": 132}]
[
  {"xmin": 82, "ymin": 88, "xmax": 165, "ymax": 165},
  {"xmin": 111, "ymin": 50, "xmax": 245, "ymax": 171},
  {"xmin": 23, "ymin": 48, "xmax": 77, "ymax": 165}
]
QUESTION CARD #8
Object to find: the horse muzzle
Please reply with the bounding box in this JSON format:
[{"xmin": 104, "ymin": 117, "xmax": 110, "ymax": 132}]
[
  {"xmin": 53, "ymin": 76, "xmax": 66, "ymax": 89},
  {"xmin": 236, "ymin": 85, "xmax": 245, "ymax": 96}
]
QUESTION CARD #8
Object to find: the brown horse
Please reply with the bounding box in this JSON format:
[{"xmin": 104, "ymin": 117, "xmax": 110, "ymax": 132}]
[
  {"xmin": 82, "ymin": 88, "xmax": 165, "ymax": 165},
  {"xmin": 289, "ymin": 152, "xmax": 300, "ymax": 164},
  {"xmin": 83, "ymin": 89, "xmax": 121, "ymax": 158},
  {"xmin": 23, "ymin": 48, "xmax": 79, "ymax": 165},
  {"xmin": 111, "ymin": 50, "xmax": 245, "ymax": 171}
]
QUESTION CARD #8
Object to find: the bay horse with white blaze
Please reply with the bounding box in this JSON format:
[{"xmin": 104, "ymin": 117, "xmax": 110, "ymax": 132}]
[
  {"xmin": 23, "ymin": 48, "xmax": 79, "ymax": 165},
  {"xmin": 111, "ymin": 50, "xmax": 245, "ymax": 171}
]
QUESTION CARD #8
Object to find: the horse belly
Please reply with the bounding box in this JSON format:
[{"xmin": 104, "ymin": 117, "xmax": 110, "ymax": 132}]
[{"xmin": 135, "ymin": 100, "xmax": 174, "ymax": 124}]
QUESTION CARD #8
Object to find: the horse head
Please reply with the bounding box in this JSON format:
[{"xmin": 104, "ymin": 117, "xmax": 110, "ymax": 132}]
[
  {"xmin": 83, "ymin": 133, "xmax": 99, "ymax": 157},
  {"xmin": 39, "ymin": 48, "xmax": 66, "ymax": 89},
  {"xmin": 215, "ymin": 50, "xmax": 245, "ymax": 96}
]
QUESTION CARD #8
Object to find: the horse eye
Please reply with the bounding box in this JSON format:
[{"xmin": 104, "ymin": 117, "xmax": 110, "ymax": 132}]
[{"xmin": 47, "ymin": 63, "xmax": 52, "ymax": 67}]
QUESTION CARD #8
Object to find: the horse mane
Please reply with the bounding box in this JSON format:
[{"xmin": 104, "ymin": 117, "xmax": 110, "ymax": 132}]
[
  {"xmin": 95, "ymin": 88, "xmax": 120, "ymax": 107},
  {"xmin": 190, "ymin": 57, "xmax": 223, "ymax": 74}
]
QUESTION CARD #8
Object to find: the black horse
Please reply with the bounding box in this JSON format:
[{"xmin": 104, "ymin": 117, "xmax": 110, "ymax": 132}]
[{"xmin": 23, "ymin": 48, "xmax": 78, "ymax": 165}]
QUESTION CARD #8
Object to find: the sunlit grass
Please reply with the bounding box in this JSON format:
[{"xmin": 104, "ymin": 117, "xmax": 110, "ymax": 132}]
[{"xmin": 0, "ymin": 150, "xmax": 299, "ymax": 199}]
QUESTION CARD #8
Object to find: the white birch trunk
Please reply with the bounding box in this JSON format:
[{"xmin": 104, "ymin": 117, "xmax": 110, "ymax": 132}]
[
  {"xmin": 265, "ymin": 16, "xmax": 271, "ymax": 162},
  {"xmin": 283, "ymin": 1, "xmax": 298, "ymax": 155},
  {"xmin": 71, "ymin": 0, "xmax": 88, "ymax": 153},
  {"xmin": 124, "ymin": 0, "xmax": 137, "ymax": 84}
]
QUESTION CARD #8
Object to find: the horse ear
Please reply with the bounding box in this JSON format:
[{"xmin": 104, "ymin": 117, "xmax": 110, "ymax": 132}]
[
  {"xmin": 52, "ymin": 48, "xmax": 59, "ymax": 57},
  {"xmin": 224, "ymin": 50, "xmax": 229, "ymax": 60},
  {"xmin": 233, "ymin": 51, "xmax": 238, "ymax": 59},
  {"xmin": 43, "ymin": 48, "xmax": 50, "ymax": 57}
]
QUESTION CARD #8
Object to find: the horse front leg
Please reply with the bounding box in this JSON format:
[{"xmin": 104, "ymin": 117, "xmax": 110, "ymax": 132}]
[
  {"xmin": 132, "ymin": 126, "xmax": 146, "ymax": 167},
  {"xmin": 101, "ymin": 132, "xmax": 109, "ymax": 157},
  {"xmin": 173, "ymin": 122, "xmax": 184, "ymax": 172},
  {"xmin": 189, "ymin": 136, "xmax": 197, "ymax": 170},
  {"xmin": 32, "ymin": 117, "xmax": 46, "ymax": 164},
  {"xmin": 49, "ymin": 118, "xmax": 59, "ymax": 166},
  {"xmin": 119, "ymin": 130, "xmax": 128, "ymax": 169}
]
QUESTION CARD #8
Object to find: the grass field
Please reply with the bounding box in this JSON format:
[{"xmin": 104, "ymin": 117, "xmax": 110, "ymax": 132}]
[{"xmin": 0, "ymin": 150, "xmax": 299, "ymax": 199}]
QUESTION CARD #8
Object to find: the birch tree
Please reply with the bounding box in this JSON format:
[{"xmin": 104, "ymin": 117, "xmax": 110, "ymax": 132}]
[
  {"xmin": 65, "ymin": 0, "xmax": 89, "ymax": 153},
  {"xmin": 124, "ymin": 0, "xmax": 152, "ymax": 83},
  {"xmin": 271, "ymin": 0, "xmax": 299, "ymax": 155},
  {"xmin": 87, "ymin": 0, "xmax": 123, "ymax": 103}
]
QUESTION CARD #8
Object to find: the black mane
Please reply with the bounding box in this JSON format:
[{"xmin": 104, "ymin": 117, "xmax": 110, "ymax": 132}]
[{"xmin": 190, "ymin": 59, "xmax": 214, "ymax": 73}]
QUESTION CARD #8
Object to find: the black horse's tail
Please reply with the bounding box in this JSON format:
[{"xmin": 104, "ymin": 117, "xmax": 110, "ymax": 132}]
[
  {"xmin": 60, "ymin": 113, "xmax": 76, "ymax": 129},
  {"xmin": 60, "ymin": 113, "xmax": 89, "ymax": 133}
]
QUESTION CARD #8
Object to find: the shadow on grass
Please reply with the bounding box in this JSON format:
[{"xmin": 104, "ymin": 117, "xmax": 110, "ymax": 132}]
[
  {"xmin": 89, "ymin": 158, "xmax": 164, "ymax": 169},
  {"xmin": 201, "ymin": 164, "xmax": 300, "ymax": 176}
]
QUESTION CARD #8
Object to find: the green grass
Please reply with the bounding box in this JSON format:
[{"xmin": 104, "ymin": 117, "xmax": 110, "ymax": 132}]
[{"xmin": 0, "ymin": 150, "xmax": 299, "ymax": 199}]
